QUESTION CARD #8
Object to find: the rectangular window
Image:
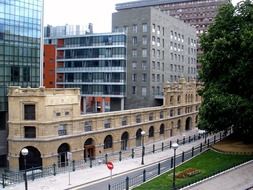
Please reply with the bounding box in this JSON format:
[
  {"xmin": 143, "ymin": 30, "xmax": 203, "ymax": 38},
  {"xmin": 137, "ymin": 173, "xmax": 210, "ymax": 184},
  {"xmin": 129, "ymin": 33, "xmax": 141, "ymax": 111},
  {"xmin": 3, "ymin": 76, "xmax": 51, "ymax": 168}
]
[
  {"xmin": 121, "ymin": 116, "xmax": 128, "ymax": 126},
  {"xmin": 23, "ymin": 66, "xmax": 30, "ymax": 82},
  {"xmin": 142, "ymin": 73, "xmax": 147, "ymax": 82},
  {"xmin": 152, "ymin": 24, "xmax": 155, "ymax": 33},
  {"xmin": 160, "ymin": 111, "xmax": 164, "ymax": 119},
  {"xmin": 142, "ymin": 49, "xmax": 147, "ymax": 57},
  {"xmin": 142, "ymin": 36, "xmax": 147, "ymax": 45},
  {"xmin": 24, "ymin": 126, "xmax": 36, "ymax": 138},
  {"xmin": 136, "ymin": 114, "xmax": 141, "ymax": 123},
  {"xmin": 132, "ymin": 62, "xmax": 137, "ymax": 69},
  {"xmin": 132, "ymin": 74, "xmax": 137, "ymax": 82},
  {"xmin": 142, "ymin": 23, "xmax": 148, "ymax": 32},
  {"xmin": 132, "ymin": 49, "xmax": 137, "ymax": 57},
  {"xmin": 58, "ymin": 124, "xmax": 67, "ymax": 136},
  {"xmin": 149, "ymin": 113, "xmax": 153, "ymax": 121},
  {"xmin": 132, "ymin": 36, "xmax": 137, "ymax": 45},
  {"xmin": 24, "ymin": 104, "xmax": 35, "ymax": 120},
  {"xmin": 132, "ymin": 86, "xmax": 136, "ymax": 95},
  {"xmin": 142, "ymin": 61, "xmax": 147, "ymax": 70},
  {"xmin": 84, "ymin": 121, "xmax": 92, "ymax": 132},
  {"xmin": 11, "ymin": 66, "xmax": 20, "ymax": 82},
  {"xmin": 133, "ymin": 24, "xmax": 138, "ymax": 33},
  {"xmin": 141, "ymin": 87, "xmax": 147, "ymax": 96},
  {"xmin": 104, "ymin": 119, "xmax": 111, "ymax": 129}
]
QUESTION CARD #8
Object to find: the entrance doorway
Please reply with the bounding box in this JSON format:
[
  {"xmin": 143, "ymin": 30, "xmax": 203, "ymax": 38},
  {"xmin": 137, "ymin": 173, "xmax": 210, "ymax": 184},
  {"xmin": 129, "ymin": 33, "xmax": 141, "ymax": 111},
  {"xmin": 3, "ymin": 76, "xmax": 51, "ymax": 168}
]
[{"xmin": 84, "ymin": 138, "xmax": 95, "ymax": 161}]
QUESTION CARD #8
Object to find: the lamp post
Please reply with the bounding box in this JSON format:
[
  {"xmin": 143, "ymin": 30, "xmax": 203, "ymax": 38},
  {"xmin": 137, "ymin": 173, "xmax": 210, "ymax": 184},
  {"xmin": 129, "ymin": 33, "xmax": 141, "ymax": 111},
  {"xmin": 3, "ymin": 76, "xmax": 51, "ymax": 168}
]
[
  {"xmin": 171, "ymin": 142, "xmax": 179, "ymax": 190},
  {"xmin": 141, "ymin": 130, "xmax": 145, "ymax": 165},
  {"xmin": 21, "ymin": 148, "xmax": 29, "ymax": 190}
]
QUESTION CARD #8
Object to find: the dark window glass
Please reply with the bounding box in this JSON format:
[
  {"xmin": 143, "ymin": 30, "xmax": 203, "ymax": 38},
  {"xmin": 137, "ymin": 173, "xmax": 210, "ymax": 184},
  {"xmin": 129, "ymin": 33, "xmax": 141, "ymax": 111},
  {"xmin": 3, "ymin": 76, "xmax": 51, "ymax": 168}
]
[
  {"xmin": 24, "ymin": 126, "xmax": 36, "ymax": 138},
  {"xmin": 24, "ymin": 104, "xmax": 35, "ymax": 120},
  {"xmin": 104, "ymin": 135, "xmax": 113, "ymax": 149},
  {"xmin": 11, "ymin": 66, "xmax": 20, "ymax": 82},
  {"xmin": 149, "ymin": 126, "xmax": 154, "ymax": 137},
  {"xmin": 23, "ymin": 66, "xmax": 30, "ymax": 82}
]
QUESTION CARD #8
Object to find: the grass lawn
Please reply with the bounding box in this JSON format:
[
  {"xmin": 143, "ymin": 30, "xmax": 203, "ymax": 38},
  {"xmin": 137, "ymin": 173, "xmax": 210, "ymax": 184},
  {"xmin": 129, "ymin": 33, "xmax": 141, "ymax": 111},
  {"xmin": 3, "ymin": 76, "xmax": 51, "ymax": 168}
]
[{"xmin": 133, "ymin": 150, "xmax": 253, "ymax": 190}]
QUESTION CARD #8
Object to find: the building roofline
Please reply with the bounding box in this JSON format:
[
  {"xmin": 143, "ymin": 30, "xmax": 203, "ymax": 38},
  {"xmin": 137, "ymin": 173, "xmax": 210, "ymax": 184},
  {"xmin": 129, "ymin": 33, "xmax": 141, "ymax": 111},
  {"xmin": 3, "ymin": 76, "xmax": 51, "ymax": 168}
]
[{"xmin": 115, "ymin": 0, "xmax": 199, "ymax": 10}]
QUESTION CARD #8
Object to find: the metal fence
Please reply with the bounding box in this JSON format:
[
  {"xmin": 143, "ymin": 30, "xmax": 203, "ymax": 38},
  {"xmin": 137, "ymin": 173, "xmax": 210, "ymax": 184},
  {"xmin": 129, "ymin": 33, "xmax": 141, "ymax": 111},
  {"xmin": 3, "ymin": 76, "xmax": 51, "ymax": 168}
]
[
  {"xmin": 108, "ymin": 131, "xmax": 236, "ymax": 190},
  {"xmin": 0, "ymin": 129, "xmax": 231, "ymax": 188}
]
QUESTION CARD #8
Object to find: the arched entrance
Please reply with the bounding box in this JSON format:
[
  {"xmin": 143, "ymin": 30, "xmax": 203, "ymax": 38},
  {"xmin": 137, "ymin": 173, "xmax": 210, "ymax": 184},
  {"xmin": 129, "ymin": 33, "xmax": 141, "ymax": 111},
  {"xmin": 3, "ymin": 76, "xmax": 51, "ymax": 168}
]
[
  {"xmin": 136, "ymin": 128, "xmax": 142, "ymax": 147},
  {"xmin": 186, "ymin": 117, "xmax": 192, "ymax": 131},
  {"xmin": 84, "ymin": 138, "xmax": 95, "ymax": 161},
  {"xmin": 57, "ymin": 143, "xmax": 70, "ymax": 167},
  {"xmin": 121, "ymin": 132, "xmax": 129, "ymax": 150},
  {"xmin": 19, "ymin": 146, "xmax": 42, "ymax": 170}
]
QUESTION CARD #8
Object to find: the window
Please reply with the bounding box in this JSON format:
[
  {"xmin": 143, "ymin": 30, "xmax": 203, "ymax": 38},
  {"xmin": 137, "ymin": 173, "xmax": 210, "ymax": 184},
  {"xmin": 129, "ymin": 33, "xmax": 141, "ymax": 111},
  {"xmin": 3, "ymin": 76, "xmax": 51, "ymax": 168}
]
[
  {"xmin": 132, "ymin": 36, "xmax": 137, "ymax": 45},
  {"xmin": 157, "ymin": 25, "xmax": 160, "ymax": 35},
  {"xmin": 104, "ymin": 119, "xmax": 111, "ymax": 129},
  {"xmin": 142, "ymin": 36, "xmax": 147, "ymax": 45},
  {"xmin": 152, "ymin": 36, "xmax": 155, "ymax": 45},
  {"xmin": 24, "ymin": 104, "xmax": 35, "ymax": 120},
  {"xmin": 84, "ymin": 121, "xmax": 92, "ymax": 132},
  {"xmin": 23, "ymin": 66, "xmax": 30, "ymax": 82},
  {"xmin": 160, "ymin": 111, "xmax": 164, "ymax": 119},
  {"xmin": 133, "ymin": 24, "xmax": 137, "ymax": 33},
  {"xmin": 132, "ymin": 62, "xmax": 137, "ymax": 69},
  {"xmin": 177, "ymin": 120, "xmax": 181, "ymax": 128},
  {"xmin": 142, "ymin": 61, "xmax": 147, "ymax": 70},
  {"xmin": 142, "ymin": 23, "xmax": 148, "ymax": 32},
  {"xmin": 170, "ymin": 109, "xmax": 174, "ymax": 117},
  {"xmin": 132, "ymin": 49, "xmax": 137, "ymax": 57},
  {"xmin": 24, "ymin": 126, "xmax": 36, "ymax": 138},
  {"xmin": 56, "ymin": 112, "xmax": 61, "ymax": 116},
  {"xmin": 157, "ymin": 74, "xmax": 160, "ymax": 82},
  {"xmin": 149, "ymin": 126, "xmax": 154, "ymax": 137},
  {"xmin": 132, "ymin": 74, "xmax": 137, "ymax": 82},
  {"xmin": 160, "ymin": 124, "xmax": 165, "ymax": 134},
  {"xmin": 142, "ymin": 73, "xmax": 147, "ymax": 82},
  {"xmin": 132, "ymin": 86, "xmax": 136, "ymax": 95},
  {"xmin": 157, "ymin": 62, "xmax": 160, "ymax": 70},
  {"xmin": 142, "ymin": 49, "xmax": 147, "ymax": 57},
  {"xmin": 11, "ymin": 66, "xmax": 20, "ymax": 82},
  {"xmin": 65, "ymin": 112, "xmax": 69, "ymax": 116},
  {"xmin": 152, "ymin": 49, "xmax": 155, "ymax": 57},
  {"xmin": 157, "ymin": 37, "xmax": 160, "ymax": 46},
  {"xmin": 58, "ymin": 124, "xmax": 67, "ymax": 136},
  {"xmin": 141, "ymin": 87, "xmax": 147, "ymax": 96},
  {"xmin": 121, "ymin": 116, "xmax": 128, "ymax": 126},
  {"xmin": 178, "ymin": 108, "xmax": 181, "ymax": 115},
  {"xmin": 136, "ymin": 114, "xmax": 141, "ymax": 123},
  {"xmin": 104, "ymin": 135, "xmax": 113, "ymax": 149},
  {"xmin": 152, "ymin": 61, "xmax": 155, "ymax": 69},
  {"xmin": 152, "ymin": 74, "xmax": 155, "ymax": 82},
  {"xmin": 152, "ymin": 24, "xmax": 155, "ymax": 33},
  {"xmin": 149, "ymin": 113, "xmax": 153, "ymax": 121}
]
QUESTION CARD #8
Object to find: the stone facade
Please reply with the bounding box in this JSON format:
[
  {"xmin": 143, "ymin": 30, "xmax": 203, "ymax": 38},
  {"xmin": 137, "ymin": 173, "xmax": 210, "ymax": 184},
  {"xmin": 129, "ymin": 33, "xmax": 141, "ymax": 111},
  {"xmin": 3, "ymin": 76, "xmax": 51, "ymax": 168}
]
[{"xmin": 8, "ymin": 78, "xmax": 201, "ymax": 170}]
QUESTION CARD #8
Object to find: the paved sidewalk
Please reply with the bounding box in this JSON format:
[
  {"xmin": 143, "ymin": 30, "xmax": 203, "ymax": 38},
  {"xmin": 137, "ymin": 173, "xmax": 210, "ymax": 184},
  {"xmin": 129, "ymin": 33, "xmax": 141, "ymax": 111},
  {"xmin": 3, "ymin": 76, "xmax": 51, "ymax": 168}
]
[
  {"xmin": 4, "ymin": 129, "xmax": 202, "ymax": 190},
  {"xmin": 185, "ymin": 161, "xmax": 253, "ymax": 190}
]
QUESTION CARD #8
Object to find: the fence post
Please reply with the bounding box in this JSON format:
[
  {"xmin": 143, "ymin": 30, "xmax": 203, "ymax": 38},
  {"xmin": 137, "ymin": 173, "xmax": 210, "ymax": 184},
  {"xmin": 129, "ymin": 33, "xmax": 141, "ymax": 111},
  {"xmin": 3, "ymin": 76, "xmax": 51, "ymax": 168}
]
[
  {"xmin": 177, "ymin": 139, "xmax": 179, "ymax": 144},
  {"xmin": 192, "ymin": 147, "xmax": 194, "ymax": 157},
  {"xmin": 214, "ymin": 135, "xmax": 216, "ymax": 143},
  {"xmin": 143, "ymin": 170, "xmax": 146, "ymax": 182},
  {"xmin": 2, "ymin": 173, "xmax": 5, "ymax": 188},
  {"xmin": 200, "ymin": 143, "xmax": 202, "ymax": 152},
  {"xmin": 126, "ymin": 176, "xmax": 129, "ymax": 190},
  {"xmin": 171, "ymin": 157, "xmax": 173, "ymax": 168},
  {"xmin": 158, "ymin": 163, "xmax": 161, "ymax": 175},
  {"xmin": 131, "ymin": 148, "xmax": 134, "ymax": 159},
  {"xmin": 108, "ymin": 184, "xmax": 111, "ymax": 190},
  {"xmin": 182, "ymin": 151, "xmax": 185, "ymax": 162},
  {"xmin": 170, "ymin": 141, "xmax": 172, "ymax": 148},
  {"xmin": 119, "ymin": 151, "xmax": 122, "ymax": 162},
  {"xmin": 105, "ymin": 154, "xmax": 108, "ymax": 163},
  {"xmin": 208, "ymin": 139, "xmax": 210, "ymax": 147},
  {"xmin": 89, "ymin": 157, "xmax": 92, "ymax": 168},
  {"xmin": 72, "ymin": 160, "xmax": 75, "ymax": 172},
  {"xmin": 162, "ymin": 142, "xmax": 164, "ymax": 151},
  {"xmin": 53, "ymin": 163, "xmax": 56, "ymax": 176},
  {"xmin": 32, "ymin": 167, "xmax": 35, "ymax": 181},
  {"xmin": 153, "ymin": 144, "xmax": 155, "ymax": 153}
]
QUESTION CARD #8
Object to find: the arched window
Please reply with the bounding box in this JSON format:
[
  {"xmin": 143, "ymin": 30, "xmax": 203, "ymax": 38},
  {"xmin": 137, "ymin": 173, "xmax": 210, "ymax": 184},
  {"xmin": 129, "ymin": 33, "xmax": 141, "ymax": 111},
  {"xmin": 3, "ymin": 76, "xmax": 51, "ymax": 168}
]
[
  {"xmin": 149, "ymin": 126, "xmax": 154, "ymax": 137},
  {"xmin": 104, "ymin": 135, "xmax": 113, "ymax": 149},
  {"xmin": 160, "ymin": 124, "xmax": 165, "ymax": 134},
  {"xmin": 177, "ymin": 95, "xmax": 181, "ymax": 104}
]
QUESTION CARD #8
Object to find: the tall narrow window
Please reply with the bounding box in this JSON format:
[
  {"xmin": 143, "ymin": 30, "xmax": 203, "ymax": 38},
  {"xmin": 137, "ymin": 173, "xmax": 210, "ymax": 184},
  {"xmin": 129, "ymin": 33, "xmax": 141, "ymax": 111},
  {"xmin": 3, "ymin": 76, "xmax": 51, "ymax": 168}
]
[
  {"xmin": 24, "ymin": 104, "xmax": 35, "ymax": 120},
  {"xmin": 11, "ymin": 66, "xmax": 20, "ymax": 82}
]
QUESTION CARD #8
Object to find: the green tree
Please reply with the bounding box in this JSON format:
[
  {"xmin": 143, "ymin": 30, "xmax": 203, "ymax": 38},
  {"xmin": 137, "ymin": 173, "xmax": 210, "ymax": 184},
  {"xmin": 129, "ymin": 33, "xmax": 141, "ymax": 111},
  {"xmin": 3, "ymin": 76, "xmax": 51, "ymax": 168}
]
[{"xmin": 198, "ymin": 0, "xmax": 253, "ymax": 141}]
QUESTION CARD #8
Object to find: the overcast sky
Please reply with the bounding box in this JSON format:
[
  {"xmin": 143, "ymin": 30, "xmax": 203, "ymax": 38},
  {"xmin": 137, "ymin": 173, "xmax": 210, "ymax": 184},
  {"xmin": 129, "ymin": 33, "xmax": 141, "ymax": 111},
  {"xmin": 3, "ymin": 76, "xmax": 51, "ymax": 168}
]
[{"xmin": 44, "ymin": 0, "xmax": 242, "ymax": 33}]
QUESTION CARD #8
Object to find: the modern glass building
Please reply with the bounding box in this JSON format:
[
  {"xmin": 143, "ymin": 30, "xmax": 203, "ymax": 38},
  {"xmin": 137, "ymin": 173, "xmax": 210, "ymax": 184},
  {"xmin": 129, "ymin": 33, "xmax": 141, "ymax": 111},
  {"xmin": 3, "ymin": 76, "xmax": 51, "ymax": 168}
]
[
  {"xmin": 44, "ymin": 33, "xmax": 127, "ymax": 113},
  {"xmin": 0, "ymin": 0, "xmax": 43, "ymax": 165}
]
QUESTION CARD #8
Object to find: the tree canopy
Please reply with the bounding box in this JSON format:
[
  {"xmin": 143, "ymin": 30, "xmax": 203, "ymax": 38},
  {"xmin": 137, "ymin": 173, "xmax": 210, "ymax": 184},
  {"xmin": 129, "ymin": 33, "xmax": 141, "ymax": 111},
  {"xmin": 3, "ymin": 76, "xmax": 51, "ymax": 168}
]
[{"xmin": 198, "ymin": 0, "xmax": 253, "ymax": 141}]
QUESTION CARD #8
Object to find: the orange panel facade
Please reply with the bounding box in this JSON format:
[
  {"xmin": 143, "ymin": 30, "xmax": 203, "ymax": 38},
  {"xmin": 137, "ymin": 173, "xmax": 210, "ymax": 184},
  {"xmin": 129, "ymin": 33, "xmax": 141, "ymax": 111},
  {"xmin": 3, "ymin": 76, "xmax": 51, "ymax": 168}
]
[{"xmin": 43, "ymin": 44, "xmax": 56, "ymax": 88}]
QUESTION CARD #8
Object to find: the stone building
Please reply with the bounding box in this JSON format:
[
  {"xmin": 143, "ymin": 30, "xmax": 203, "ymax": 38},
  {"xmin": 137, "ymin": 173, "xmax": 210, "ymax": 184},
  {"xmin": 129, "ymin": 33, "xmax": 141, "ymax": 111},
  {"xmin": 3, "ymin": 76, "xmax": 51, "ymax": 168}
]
[
  {"xmin": 7, "ymin": 78, "xmax": 201, "ymax": 170},
  {"xmin": 112, "ymin": 7, "xmax": 197, "ymax": 109}
]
